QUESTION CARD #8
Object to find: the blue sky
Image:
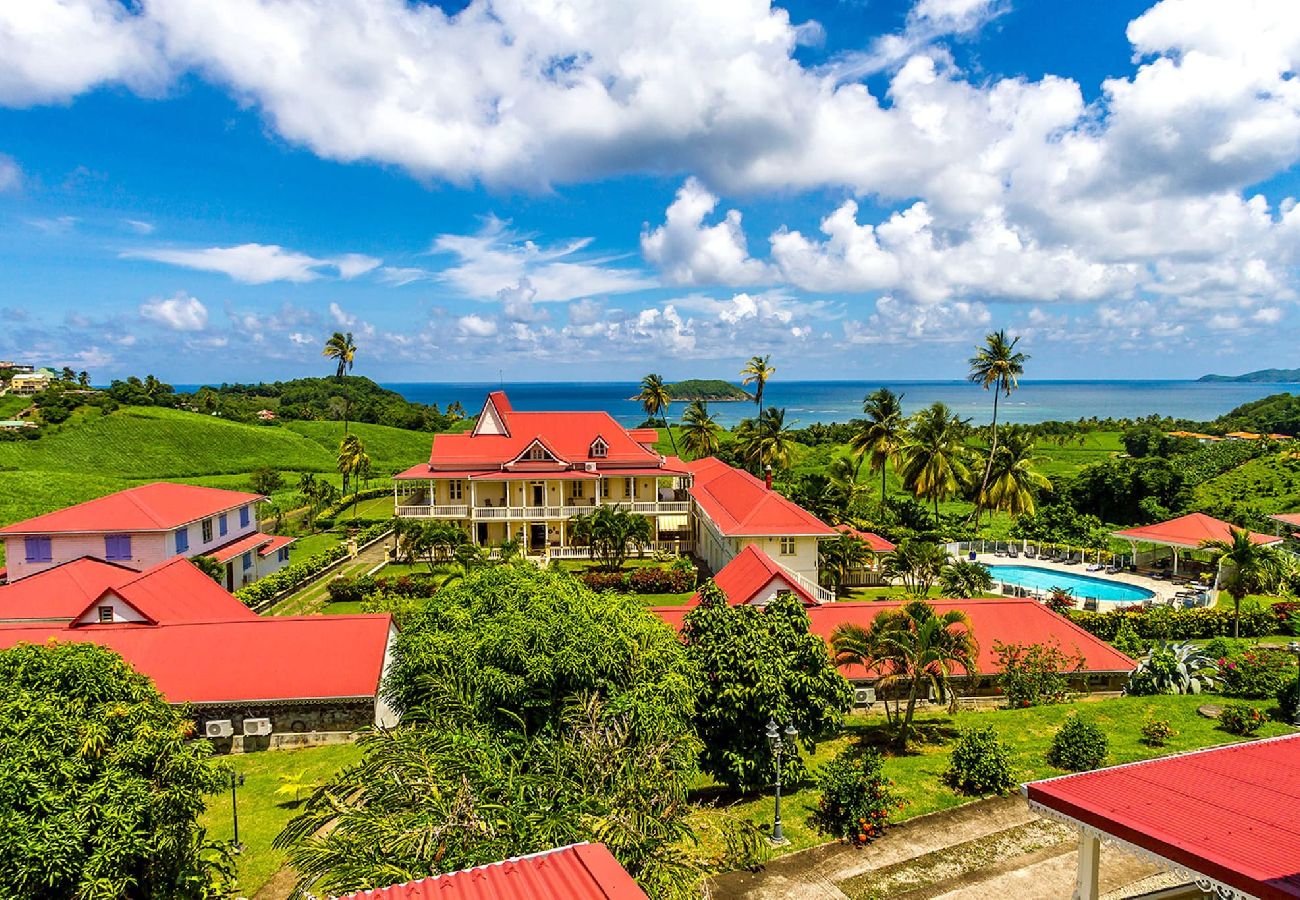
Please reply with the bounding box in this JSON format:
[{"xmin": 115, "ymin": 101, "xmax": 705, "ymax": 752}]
[{"xmin": 2, "ymin": 0, "xmax": 1300, "ymax": 383}]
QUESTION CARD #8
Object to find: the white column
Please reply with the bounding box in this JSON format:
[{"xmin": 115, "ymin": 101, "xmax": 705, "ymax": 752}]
[
  {"xmin": 1074, "ymin": 831, "xmax": 1100, "ymax": 900},
  {"xmin": 1173, "ymin": 547, "xmax": 1179, "ymax": 576}
]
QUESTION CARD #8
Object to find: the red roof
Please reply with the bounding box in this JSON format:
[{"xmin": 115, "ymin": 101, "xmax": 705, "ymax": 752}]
[
  {"xmin": 210, "ymin": 531, "xmax": 274, "ymax": 563},
  {"xmin": 0, "ymin": 614, "xmax": 393, "ymax": 704},
  {"xmin": 259, "ymin": 534, "xmax": 296, "ymax": 557},
  {"xmin": 686, "ymin": 457, "xmax": 835, "ymax": 537},
  {"xmin": 336, "ymin": 842, "xmax": 646, "ymax": 900},
  {"xmin": 834, "ymin": 525, "xmax": 896, "ymax": 552},
  {"xmin": 0, "ymin": 557, "xmax": 141, "ymax": 621},
  {"xmin": 0, "ymin": 482, "xmax": 263, "ymax": 535},
  {"xmin": 1269, "ymin": 512, "xmax": 1300, "ymax": 528},
  {"xmin": 690, "ymin": 545, "xmax": 818, "ymax": 606},
  {"xmin": 1025, "ymin": 734, "xmax": 1300, "ymax": 899},
  {"xmin": 1113, "ymin": 512, "xmax": 1282, "ymax": 549},
  {"xmin": 627, "ymin": 428, "xmax": 659, "ymax": 444},
  {"xmin": 75, "ymin": 556, "xmax": 256, "ymax": 625},
  {"xmin": 653, "ymin": 598, "xmax": 1134, "ymax": 679}
]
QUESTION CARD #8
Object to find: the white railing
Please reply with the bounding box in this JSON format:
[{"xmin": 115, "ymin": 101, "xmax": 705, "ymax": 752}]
[
  {"xmin": 395, "ymin": 504, "xmax": 467, "ymax": 518},
  {"xmin": 544, "ymin": 540, "xmax": 694, "ymax": 559},
  {"xmin": 775, "ymin": 560, "xmax": 835, "ymax": 603}
]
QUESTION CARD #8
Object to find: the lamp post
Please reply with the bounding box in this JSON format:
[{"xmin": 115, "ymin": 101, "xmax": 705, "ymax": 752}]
[
  {"xmin": 765, "ymin": 718, "xmax": 798, "ymax": 844},
  {"xmin": 1289, "ymin": 642, "xmax": 1300, "ymax": 727},
  {"xmin": 230, "ymin": 771, "xmax": 245, "ymax": 851}
]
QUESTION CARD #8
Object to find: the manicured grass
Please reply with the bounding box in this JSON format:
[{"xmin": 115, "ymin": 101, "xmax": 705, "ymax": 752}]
[
  {"xmin": 374, "ymin": 561, "xmax": 444, "ymax": 577},
  {"xmin": 286, "ymin": 531, "xmax": 345, "ymax": 559},
  {"xmin": 331, "ymin": 493, "xmax": 397, "ymax": 522},
  {"xmin": 0, "ymin": 394, "xmax": 30, "ymax": 418},
  {"xmin": 200, "ymin": 742, "xmax": 366, "ymax": 895},
  {"xmin": 688, "ymin": 693, "xmax": 1293, "ymax": 858},
  {"xmin": 282, "ymin": 420, "xmax": 433, "ymax": 475},
  {"xmin": 639, "ymin": 591, "xmax": 697, "ymax": 605},
  {"xmin": 321, "ymin": 599, "xmax": 368, "ymax": 615}
]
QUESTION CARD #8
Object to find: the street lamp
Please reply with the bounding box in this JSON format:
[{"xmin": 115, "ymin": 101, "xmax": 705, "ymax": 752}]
[
  {"xmin": 765, "ymin": 718, "xmax": 799, "ymax": 844},
  {"xmin": 230, "ymin": 771, "xmax": 246, "ymax": 851},
  {"xmin": 1289, "ymin": 642, "xmax": 1300, "ymax": 727}
]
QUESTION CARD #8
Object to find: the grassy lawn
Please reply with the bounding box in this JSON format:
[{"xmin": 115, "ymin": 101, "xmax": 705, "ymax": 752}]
[
  {"xmin": 330, "ymin": 493, "xmax": 396, "ymax": 522},
  {"xmin": 201, "ymin": 742, "xmax": 366, "ymax": 896},
  {"xmin": 639, "ymin": 591, "xmax": 697, "ymax": 605},
  {"xmin": 287, "ymin": 530, "xmax": 345, "ymax": 559},
  {"xmin": 321, "ymin": 600, "xmax": 368, "ymax": 615},
  {"xmin": 688, "ymin": 693, "xmax": 1294, "ymax": 858}
]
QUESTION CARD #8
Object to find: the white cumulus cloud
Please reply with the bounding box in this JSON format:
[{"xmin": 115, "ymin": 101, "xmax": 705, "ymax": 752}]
[
  {"xmin": 122, "ymin": 243, "xmax": 381, "ymax": 284},
  {"xmin": 139, "ymin": 292, "xmax": 208, "ymax": 331}
]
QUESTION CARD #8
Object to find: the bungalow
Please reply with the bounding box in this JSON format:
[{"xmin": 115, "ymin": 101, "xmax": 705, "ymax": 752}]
[
  {"xmin": 0, "ymin": 556, "xmax": 398, "ymax": 748},
  {"xmin": 0, "ymin": 482, "xmax": 293, "ymax": 588},
  {"xmin": 9, "ymin": 369, "xmax": 53, "ymax": 395}
]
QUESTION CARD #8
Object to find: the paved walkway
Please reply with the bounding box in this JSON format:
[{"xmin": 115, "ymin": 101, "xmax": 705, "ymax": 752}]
[
  {"xmin": 974, "ymin": 552, "xmax": 1195, "ymax": 608},
  {"xmin": 268, "ymin": 536, "xmax": 391, "ymax": 616}
]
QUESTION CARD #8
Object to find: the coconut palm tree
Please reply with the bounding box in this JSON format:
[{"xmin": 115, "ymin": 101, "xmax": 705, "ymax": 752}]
[
  {"xmin": 898, "ymin": 402, "xmax": 971, "ymax": 521},
  {"xmin": 680, "ymin": 400, "xmax": 721, "ymax": 459},
  {"xmin": 337, "ymin": 433, "xmax": 367, "ymax": 499},
  {"xmin": 1201, "ymin": 528, "xmax": 1290, "ymax": 638},
  {"xmin": 852, "ymin": 388, "xmax": 907, "ymax": 517},
  {"xmin": 737, "ymin": 407, "xmax": 794, "ymax": 474},
  {"xmin": 881, "ymin": 538, "xmax": 948, "ymax": 595},
  {"xmin": 740, "ymin": 354, "xmax": 775, "ymax": 417},
  {"xmin": 819, "ymin": 532, "xmax": 871, "ymax": 592},
  {"xmin": 323, "ymin": 331, "xmax": 357, "ymax": 433},
  {"xmin": 969, "ymin": 330, "xmax": 1028, "ymax": 502},
  {"xmin": 976, "ymin": 428, "xmax": 1051, "ymax": 523},
  {"xmin": 832, "ymin": 599, "xmax": 978, "ymax": 747},
  {"xmin": 938, "ymin": 560, "xmax": 995, "ymax": 598},
  {"xmin": 637, "ymin": 373, "xmax": 678, "ymax": 455}
]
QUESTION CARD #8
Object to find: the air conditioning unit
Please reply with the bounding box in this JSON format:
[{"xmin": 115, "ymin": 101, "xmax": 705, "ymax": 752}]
[
  {"xmin": 243, "ymin": 717, "xmax": 273, "ymax": 737},
  {"xmin": 853, "ymin": 687, "xmax": 876, "ymax": 708},
  {"xmin": 205, "ymin": 719, "xmax": 234, "ymax": 738},
  {"xmin": 585, "ymin": 462, "xmax": 597, "ymax": 472}
]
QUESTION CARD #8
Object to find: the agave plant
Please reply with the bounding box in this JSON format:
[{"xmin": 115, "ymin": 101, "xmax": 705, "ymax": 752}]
[{"xmin": 1125, "ymin": 641, "xmax": 1219, "ymax": 696}]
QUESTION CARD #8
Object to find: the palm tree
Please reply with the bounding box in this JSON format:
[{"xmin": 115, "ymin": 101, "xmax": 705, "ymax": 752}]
[
  {"xmin": 938, "ymin": 560, "xmax": 995, "ymax": 598},
  {"xmin": 819, "ymin": 532, "xmax": 871, "ymax": 592},
  {"xmin": 852, "ymin": 388, "xmax": 907, "ymax": 517},
  {"xmin": 680, "ymin": 400, "xmax": 721, "ymax": 459},
  {"xmin": 740, "ymin": 354, "xmax": 775, "ymax": 417},
  {"xmin": 899, "ymin": 403, "xmax": 971, "ymax": 521},
  {"xmin": 968, "ymin": 330, "xmax": 1028, "ymax": 502},
  {"xmin": 637, "ymin": 373, "xmax": 678, "ymax": 455},
  {"xmin": 323, "ymin": 331, "xmax": 357, "ymax": 432},
  {"xmin": 736, "ymin": 407, "xmax": 794, "ymax": 474},
  {"xmin": 832, "ymin": 599, "xmax": 978, "ymax": 747},
  {"xmin": 881, "ymin": 539, "xmax": 948, "ymax": 595},
  {"xmin": 77, "ymin": 370, "xmax": 89, "ymax": 388},
  {"xmin": 977, "ymin": 428, "xmax": 1051, "ymax": 523},
  {"xmin": 337, "ymin": 433, "xmax": 367, "ymax": 498},
  {"xmin": 568, "ymin": 505, "xmax": 653, "ymax": 570},
  {"xmin": 1201, "ymin": 528, "xmax": 1290, "ymax": 638}
]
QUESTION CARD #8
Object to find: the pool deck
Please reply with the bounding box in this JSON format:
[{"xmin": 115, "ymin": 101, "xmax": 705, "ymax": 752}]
[{"xmin": 972, "ymin": 553, "xmax": 1194, "ymax": 609}]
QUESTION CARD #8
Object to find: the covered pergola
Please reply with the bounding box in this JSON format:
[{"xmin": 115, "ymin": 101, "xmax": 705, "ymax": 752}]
[
  {"xmin": 1113, "ymin": 512, "xmax": 1282, "ymax": 577},
  {"xmin": 1024, "ymin": 734, "xmax": 1300, "ymax": 900}
]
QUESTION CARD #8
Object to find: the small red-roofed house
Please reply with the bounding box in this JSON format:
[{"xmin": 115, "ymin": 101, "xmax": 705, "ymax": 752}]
[
  {"xmin": 0, "ymin": 482, "xmax": 294, "ymax": 588},
  {"xmin": 335, "ymin": 842, "xmax": 646, "ymax": 900},
  {"xmin": 688, "ymin": 545, "xmax": 819, "ymax": 607}
]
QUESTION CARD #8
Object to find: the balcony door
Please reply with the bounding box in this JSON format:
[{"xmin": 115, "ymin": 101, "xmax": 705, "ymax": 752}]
[{"xmin": 530, "ymin": 482, "xmax": 545, "ymax": 507}]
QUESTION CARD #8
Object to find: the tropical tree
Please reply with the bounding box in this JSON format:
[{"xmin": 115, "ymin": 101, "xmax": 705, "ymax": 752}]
[
  {"xmin": 831, "ymin": 599, "xmax": 978, "ymax": 747},
  {"xmin": 968, "ymin": 329, "xmax": 1028, "ymax": 502},
  {"xmin": 323, "ymin": 330, "xmax": 357, "ymax": 432},
  {"xmin": 899, "ymin": 402, "xmax": 971, "ymax": 520},
  {"xmin": 819, "ymin": 532, "xmax": 871, "ymax": 592},
  {"xmin": 826, "ymin": 455, "xmax": 866, "ymax": 510},
  {"xmin": 680, "ymin": 400, "xmax": 721, "ymax": 459},
  {"xmin": 337, "ymin": 433, "xmax": 369, "ymax": 498},
  {"xmin": 77, "ymin": 370, "xmax": 89, "ymax": 388},
  {"xmin": 1201, "ymin": 528, "xmax": 1290, "ymax": 638},
  {"xmin": 740, "ymin": 354, "xmax": 775, "ymax": 417},
  {"xmin": 976, "ymin": 428, "xmax": 1051, "ymax": 523},
  {"xmin": 938, "ymin": 560, "xmax": 994, "ymax": 598},
  {"xmin": 568, "ymin": 505, "xmax": 653, "ymax": 570},
  {"xmin": 852, "ymin": 388, "xmax": 907, "ymax": 516},
  {"xmin": 881, "ymin": 539, "xmax": 949, "ymax": 595},
  {"xmin": 637, "ymin": 373, "xmax": 678, "ymax": 455},
  {"xmin": 736, "ymin": 406, "xmax": 794, "ymax": 474},
  {"xmin": 190, "ymin": 554, "xmax": 226, "ymax": 584}
]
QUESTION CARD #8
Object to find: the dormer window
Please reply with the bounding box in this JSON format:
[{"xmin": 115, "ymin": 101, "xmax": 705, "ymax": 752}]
[
  {"xmin": 527, "ymin": 444, "xmax": 549, "ymax": 461},
  {"xmin": 97, "ymin": 606, "xmax": 113, "ymax": 623},
  {"xmin": 590, "ymin": 438, "xmax": 608, "ymax": 458}
]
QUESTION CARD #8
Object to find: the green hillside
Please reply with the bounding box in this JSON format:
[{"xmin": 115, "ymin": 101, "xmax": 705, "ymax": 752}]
[{"xmin": 282, "ymin": 420, "xmax": 431, "ymax": 475}]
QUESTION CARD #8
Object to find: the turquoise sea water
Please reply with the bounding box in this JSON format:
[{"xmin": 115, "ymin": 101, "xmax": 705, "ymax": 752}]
[
  {"xmin": 986, "ymin": 564, "xmax": 1155, "ymax": 602},
  {"xmin": 379, "ymin": 380, "xmax": 1295, "ymax": 429}
]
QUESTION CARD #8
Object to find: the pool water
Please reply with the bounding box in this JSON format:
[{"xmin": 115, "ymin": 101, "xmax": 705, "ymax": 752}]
[{"xmin": 986, "ymin": 564, "xmax": 1155, "ymax": 603}]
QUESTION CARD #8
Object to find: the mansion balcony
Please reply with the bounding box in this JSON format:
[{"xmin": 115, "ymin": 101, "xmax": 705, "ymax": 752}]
[{"xmin": 395, "ymin": 499, "xmax": 693, "ymax": 519}]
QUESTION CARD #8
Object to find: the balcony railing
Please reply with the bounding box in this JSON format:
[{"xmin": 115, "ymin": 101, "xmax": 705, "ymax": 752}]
[
  {"xmin": 395, "ymin": 504, "xmax": 467, "ymax": 518},
  {"xmin": 546, "ymin": 540, "xmax": 694, "ymax": 559},
  {"xmin": 396, "ymin": 501, "xmax": 692, "ymax": 519}
]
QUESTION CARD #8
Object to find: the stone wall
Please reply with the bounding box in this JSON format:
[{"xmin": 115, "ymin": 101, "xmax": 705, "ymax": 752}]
[{"xmin": 190, "ymin": 697, "xmax": 377, "ymax": 752}]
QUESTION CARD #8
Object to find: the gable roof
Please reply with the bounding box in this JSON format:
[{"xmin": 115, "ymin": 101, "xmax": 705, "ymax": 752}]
[
  {"xmin": 0, "ymin": 483, "xmax": 263, "ymax": 536},
  {"xmin": 652, "ymin": 598, "xmax": 1134, "ymax": 678},
  {"xmin": 1113, "ymin": 512, "xmax": 1282, "ymax": 549},
  {"xmin": 1024, "ymin": 734, "xmax": 1300, "ymax": 899},
  {"xmin": 686, "ymin": 457, "xmax": 835, "ymax": 537},
  {"xmin": 690, "ymin": 545, "xmax": 818, "ymax": 606},
  {"xmin": 336, "ymin": 842, "xmax": 647, "ymax": 900},
  {"xmin": 0, "ymin": 557, "xmax": 141, "ymax": 622},
  {"xmin": 210, "ymin": 531, "xmax": 276, "ymax": 564},
  {"xmin": 0, "ymin": 614, "xmax": 393, "ymax": 704},
  {"xmin": 834, "ymin": 525, "xmax": 896, "ymax": 553}
]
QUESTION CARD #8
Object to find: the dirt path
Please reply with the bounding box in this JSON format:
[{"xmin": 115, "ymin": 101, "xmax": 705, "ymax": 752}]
[{"xmin": 268, "ymin": 536, "xmax": 391, "ymax": 617}]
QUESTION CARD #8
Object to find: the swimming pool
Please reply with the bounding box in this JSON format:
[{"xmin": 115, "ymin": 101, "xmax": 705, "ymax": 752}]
[{"xmin": 986, "ymin": 565, "xmax": 1155, "ymax": 603}]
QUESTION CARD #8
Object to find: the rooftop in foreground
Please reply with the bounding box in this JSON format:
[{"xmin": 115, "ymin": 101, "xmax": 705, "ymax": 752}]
[{"xmin": 0, "ymin": 482, "xmax": 264, "ymax": 535}]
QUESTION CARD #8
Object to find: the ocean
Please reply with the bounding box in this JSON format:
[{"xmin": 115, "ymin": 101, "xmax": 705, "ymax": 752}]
[{"xmin": 379, "ymin": 380, "xmax": 1295, "ymax": 429}]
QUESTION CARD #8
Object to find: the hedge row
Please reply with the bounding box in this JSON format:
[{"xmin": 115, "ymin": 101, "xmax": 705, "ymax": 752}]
[
  {"xmin": 579, "ymin": 566, "xmax": 696, "ymax": 595},
  {"xmin": 313, "ymin": 516, "xmax": 391, "ymax": 531},
  {"xmin": 1069, "ymin": 607, "xmax": 1278, "ymax": 641},
  {"xmin": 317, "ymin": 486, "xmax": 392, "ymax": 519},
  {"xmin": 326, "ymin": 573, "xmax": 441, "ymax": 605},
  {"xmin": 234, "ymin": 522, "xmax": 390, "ymax": 607}
]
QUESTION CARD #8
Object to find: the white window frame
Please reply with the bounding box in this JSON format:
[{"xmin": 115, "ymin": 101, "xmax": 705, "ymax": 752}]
[
  {"xmin": 448, "ymin": 480, "xmax": 464, "ymax": 501},
  {"xmin": 624, "ymin": 477, "xmax": 634, "ymax": 499},
  {"xmin": 590, "ymin": 438, "xmax": 608, "ymax": 458},
  {"xmin": 201, "ymin": 518, "xmax": 213, "ymax": 543},
  {"xmin": 527, "ymin": 444, "xmax": 549, "ymax": 461},
  {"xmin": 779, "ymin": 537, "xmax": 796, "ymax": 556}
]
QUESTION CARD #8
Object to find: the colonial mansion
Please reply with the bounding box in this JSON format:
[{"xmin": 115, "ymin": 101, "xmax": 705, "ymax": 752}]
[{"xmin": 393, "ymin": 390, "xmax": 836, "ymax": 599}]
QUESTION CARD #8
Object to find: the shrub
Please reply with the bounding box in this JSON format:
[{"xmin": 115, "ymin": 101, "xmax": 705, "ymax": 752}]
[
  {"xmin": 326, "ymin": 573, "xmax": 442, "ymax": 606},
  {"xmin": 235, "ymin": 523, "xmax": 390, "ymax": 606},
  {"xmin": 577, "ymin": 565, "xmax": 695, "ymax": 594},
  {"xmin": 812, "ymin": 748, "xmax": 904, "ymax": 846},
  {"xmin": 1202, "ymin": 636, "xmax": 1241, "ymax": 660},
  {"xmin": 1139, "ymin": 717, "xmax": 1175, "ymax": 747},
  {"xmin": 1219, "ymin": 702, "xmax": 1266, "ymax": 735},
  {"xmin": 994, "ymin": 641, "xmax": 1083, "ymax": 707},
  {"xmin": 1219, "ymin": 648, "xmax": 1296, "ymax": 699},
  {"xmin": 1048, "ymin": 714, "xmax": 1108, "ymax": 771},
  {"xmin": 1112, "ymin": 618, "xmax": 1145, "ymax": 658},
  {"xmin": 1044, "ymin": 589, "xmax": 1075, "ymax": 616},
  {"xmin": 1278, "ymin": 679, "xmax": 1299, "ymax": 722},
  {"xmin": 1124, "ymin": 642, "xmax": 1218, "ymax": 696},
  {"xmin": 944, "ymin": 727, "xmax": 1016, "ymax": 796},
  {"xmin": 1273, "ymin": 601, "xmax": 1300, "ymax": 635},
  {"xmin": 1071, "ymin": 607, "xmax": 1277, "ymax": 641}
]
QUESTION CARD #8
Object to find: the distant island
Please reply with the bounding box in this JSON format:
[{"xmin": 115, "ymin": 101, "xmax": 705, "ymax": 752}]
[
  {"xmin": 629, "ymin": 379, "xmax": 754, "ymax": 402},
  {"xmin": 1198, "ymin": 368, "xmax": 1300, "ymax": 384}
]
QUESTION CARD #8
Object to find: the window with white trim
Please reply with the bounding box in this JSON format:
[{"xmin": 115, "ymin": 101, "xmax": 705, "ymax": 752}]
[
  {"xmin": 779, "ymin": 537, "xmax": 796, "ymax": 556},
  {"xmin": 448, "ymin": 480, "xmax": 464, "ymax": 501},
  {"xmin": 526, "ymin": 443, "xmax": 549, "ymax": 460},
  {"xmin": 590, "ymin": 438, "xmax": 608, "ymax": 458},
  {"xmin": 569, "ymin": 481, "xmax": 585, "ymax": 498},
  {"xmin": 201, "ymin": 518, "xmax": 213, "ymax": 543}
]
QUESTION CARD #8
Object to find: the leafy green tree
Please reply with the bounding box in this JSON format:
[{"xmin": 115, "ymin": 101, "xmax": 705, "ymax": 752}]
[
  {"xmin": 853, "ymin": 387, "xmax": 907, "ymax": 516},
  {"xmin": 249, "ymin": 466, "xmax": 283, "ymax": 496},
  {"xmin": 881, "ymin": 538, "xmax": 948, "ymax": 595},
  {"xmin": 819, "ymin": 532, "xmax": 871, "ymax": 591},
  {"xmin": 191, "ymin": 554, "xmax": 226, "ymax": 584},
  {"xmin": 1202, "ymin": 528, "xmax": 1290, "ymax": 638},
  {"xmin": 968, "ymin": 329, "xmax": 1028, "ymax": 501},
  {"xmin": 938, "ymin": 560, "xmax": 994, "ymax": 597},
  {"xmin": 77, "ymin": 370, "xmax": 90, "ymax": 388},
  {"xmin": 568, "ymin": 504, "xmax": 653, "ymax": 570},
  {"xmin": 337, "ymin": 433, "xmax": 370, "ymax": 500},
  {"xmin": 683, "ymin": 584, "xmax": 852, "ymax": 792},
  {"xmin": 740, "ymin": 354, "xmax": 775, "ymax": 417},
  {"xmin": 0, "ymin": 642, "xmax": 230, "ymax": 899},
  {"xmin": 680, "ymin": 399, "xmax": 721, "ymax": 459},
  {"xmin": 638, "ymin": 373, "xmax": 678, "ymax": 454},
  {"xmin": 899, "ymin": 402, "xmax": 971, "ymax": 520}
]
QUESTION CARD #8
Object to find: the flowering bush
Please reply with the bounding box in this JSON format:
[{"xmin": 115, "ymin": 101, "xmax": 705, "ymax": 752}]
[
  {"xmin": 578, "ymin": 565, "xmax": 695, "ymax": 594},
  {"xmin": 326, "ymin": 573, "xmax": 442, "ymax": 605},
  {"xmin": 944, "ymin": 727, "xmax": 1017, "ymax": 796},
  {"xmin": 1071, "ymin": 608, "xmax": 1277, "ymax": 641},
  {"xmin": 1218, "ymin": 648, "xmax": 1295, "ymax": 699},
  {"xmin": 1048, "ymin": 714, "xmax": 1108, "ymax": 771},
  {"xmin": 1219, "ymin": 703, "xmax": 1266, "ymax": 736},
  {"xmin": 1272, "ymin": 601, "xmax": 1300, "ymax": 635},
  {"xmin": 812, "ymin": 748, "xmax": 904, "ymax": 846},
  {"xmin": 994, "ymin": 641, "xmax": 1083, "ymax": 707},
  {"xmin": 1139, "ymin": 717, "xmax": 1175, "ymax": 747},
  {"xmin": 1044, "ymin": 589, "xmax": 1075, "ymax": 616}
]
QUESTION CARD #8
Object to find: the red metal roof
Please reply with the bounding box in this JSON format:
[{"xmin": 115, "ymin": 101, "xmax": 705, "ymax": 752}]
[
  {"xmin": 834, "ymin": 525, "xmax": 896, "ymax": 552},
  {"xmin": 1113, "ymin": 512, "xmax": 1282, "ymax": 549},
  {"xmin": 686, "ymin": 457, "xmax": 835, "ymax": 537},
  {"xmin": 1269, "ymin": 512, "xmax": 1300, "ymax": 528},
  {"xmin": 689, "ymin": 545, "xmax": 818, "ymax": 606},
  {"xmin": 336, "ymin": 842, "xmax": 646, "ymax": 900},
  {"xmin": 210, "ymin": 531, "xmax": 274, "ymax": 563},
  {"xmin": 1024, "ymin": 734, "xmax": 1300, "ymax": 899},
  {"xmin": 258, "ymin": 534, "xmax": 296, "ymax": 557},
  {"xmin": 653, "ymin": 598, "xmax": 1134, "ymax": 678},
  {"xmin": 75, "ymin": 556, "xmax": 256, "ymax": 625},
  {"xmin": 0, "ymin": 557, "xmax": 141, "ymax": 621},
  {"xmin": 0, "ymin": 614, "xmax": 393, "ymax": 704},
  {"xmin": 0, "ymin": 482, "xmax": 264, "ymax": 535}
]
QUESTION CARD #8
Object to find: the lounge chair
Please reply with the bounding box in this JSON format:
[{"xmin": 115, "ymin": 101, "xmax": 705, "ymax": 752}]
[
  {"xmin": 1104, "ymin": 565, "xmax": 1119, "ymax": 574},
  {"xmin": 1007, "ymin": 548, "xmax": 1019, "ymax": 559},
  {"xmin": 994, "ymin": 549, "xmax": 1007, "ymax": 557},
  {"xmin": 1085, "ymin": 563, "xmax": 1103, "ymax": 572}
]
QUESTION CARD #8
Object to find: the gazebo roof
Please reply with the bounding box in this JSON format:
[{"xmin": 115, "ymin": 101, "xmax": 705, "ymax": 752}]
[
  {"xmin": 1024, "ymin": 734, "xmax": 1300, "ymax": 899},
  {"xmin": 1112, "ymin": 512, "xmax": 1282, "ymax": 550}
]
